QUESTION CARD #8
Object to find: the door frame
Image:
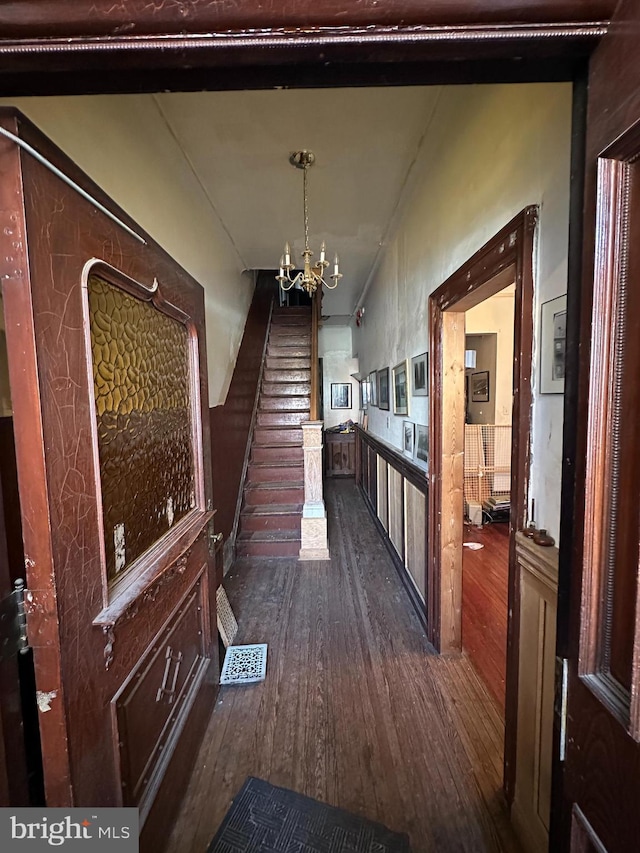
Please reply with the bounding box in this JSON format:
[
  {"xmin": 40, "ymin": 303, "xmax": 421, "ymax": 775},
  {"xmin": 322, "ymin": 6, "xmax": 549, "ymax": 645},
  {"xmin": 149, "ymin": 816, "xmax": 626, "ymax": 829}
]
[
  {"xmin": 0, "ymin": 6, "xmax": 611, "ymax": 96},
  {"xmin": 428, "ymin": 206, "xmax": 537, "ymax": 802}
]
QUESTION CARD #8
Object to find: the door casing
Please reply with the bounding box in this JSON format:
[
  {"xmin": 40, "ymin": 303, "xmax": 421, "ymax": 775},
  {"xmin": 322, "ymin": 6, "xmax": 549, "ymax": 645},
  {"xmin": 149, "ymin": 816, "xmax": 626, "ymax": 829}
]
[{"xmin": 428, "ymin": 207, "xmax": 536, "ymax": 803}]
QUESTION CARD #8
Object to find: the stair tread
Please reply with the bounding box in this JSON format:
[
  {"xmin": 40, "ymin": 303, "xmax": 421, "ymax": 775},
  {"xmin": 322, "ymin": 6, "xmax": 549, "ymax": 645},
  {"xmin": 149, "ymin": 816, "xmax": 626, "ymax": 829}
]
[
  {"xmin": 238, "ymin": 529, "xmax": 301, "ymax": 542},
  {"xmin": 258, "ymin": 408, "xmax": 310, "ymax": 414},
  {"xmin": 249, "ymin": 460, "xmax": 303, "ymax": 469},
  {"xmin": 245, "ymin": 480, "xmax": 304, "ymax": 489},
  {"xmin": 241, "ymin": 503, "xmax": 303, "ymax": 515}
]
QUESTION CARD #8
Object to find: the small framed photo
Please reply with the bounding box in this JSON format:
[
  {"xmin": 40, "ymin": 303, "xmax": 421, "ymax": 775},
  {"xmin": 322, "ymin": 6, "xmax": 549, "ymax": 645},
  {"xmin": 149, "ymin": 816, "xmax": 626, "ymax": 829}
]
[
  {"xmin": 392, "ymin": 360, "xmax": 409, "ymax": 416},
  {"xmin": 369, "ymin": 370, "xmax": 378, "ymax": 406},
  {"xmin": 331, "ymin": 382, "xmax": 352, "ymax": 410},
  {"xmin": 377, "ymin": 367, "xmax": 390, "ymax": 411},
  {"xmin": 471, "ymin": 371, "xmax": 490, "ymax": 403},
  {"xmin": 403, "ymin": 420, "xmax": 415, "ymax": 458},
  {"xmin": 414, "ymin": 424, "xmax": 428, "ymax": 471},
  {"xmin": 411, "ymin": 352, "xmax": 428, "ymax": 396},
  {"xmin": 540, "ymin": 294, "xmax": 567, "ymax": 394}
]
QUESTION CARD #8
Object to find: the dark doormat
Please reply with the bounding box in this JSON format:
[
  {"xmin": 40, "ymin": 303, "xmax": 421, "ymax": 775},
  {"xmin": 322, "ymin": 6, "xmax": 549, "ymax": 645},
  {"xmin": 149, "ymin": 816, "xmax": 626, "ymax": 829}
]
[{"xmin": 207, "ymin": 777, "xmax": 412, "ymax": 852}]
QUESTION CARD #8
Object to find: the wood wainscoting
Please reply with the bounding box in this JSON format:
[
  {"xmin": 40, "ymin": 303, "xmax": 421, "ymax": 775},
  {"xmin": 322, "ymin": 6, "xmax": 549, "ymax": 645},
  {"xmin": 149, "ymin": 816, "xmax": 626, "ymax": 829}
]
[
  {"xmin": 355, "ymin": 427, "xmax": 428, "ymax": 628},
  {"xmin": 511, "ymin": 531, "xmax": 558, "ymax": 853}
]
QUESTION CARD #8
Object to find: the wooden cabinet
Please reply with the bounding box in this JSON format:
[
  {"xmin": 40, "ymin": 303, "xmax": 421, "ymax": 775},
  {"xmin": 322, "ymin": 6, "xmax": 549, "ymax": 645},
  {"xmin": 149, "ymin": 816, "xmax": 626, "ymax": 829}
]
[{"xmin": 325, "ymin": 432, "xmax": 356, "ymax": 477}]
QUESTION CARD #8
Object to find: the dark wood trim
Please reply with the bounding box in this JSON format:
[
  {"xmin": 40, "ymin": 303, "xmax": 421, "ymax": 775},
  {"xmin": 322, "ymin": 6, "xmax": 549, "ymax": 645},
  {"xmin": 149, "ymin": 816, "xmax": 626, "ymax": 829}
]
[
  {"xmin": 355, "ymin": 426, "xmax": 429, "ymax": 494},
  {"xmin": 0, "ymin": 4, "xmax": 612, "ymax": 97},
  {"xmin": 428, "ymin": 206, "xmax": 537, "ymax": 806},
  {"xmin": 0, "ymin": 1, "xmax": 617, "ymax": 38},
  {"xmin": 557, "ymin": 6, "xmax": 640, "ymax": 850}
]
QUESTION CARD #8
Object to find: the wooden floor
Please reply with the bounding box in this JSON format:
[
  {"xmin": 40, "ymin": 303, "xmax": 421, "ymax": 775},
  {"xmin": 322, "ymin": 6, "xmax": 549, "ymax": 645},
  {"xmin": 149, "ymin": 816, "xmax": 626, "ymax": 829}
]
[
  {"xmin": 169, "ymin": 480, "xmax": 521, "ymax": 853},
  {"xmin": 462, "ymin": 521, "xmax": 509, "ymax": 715}
]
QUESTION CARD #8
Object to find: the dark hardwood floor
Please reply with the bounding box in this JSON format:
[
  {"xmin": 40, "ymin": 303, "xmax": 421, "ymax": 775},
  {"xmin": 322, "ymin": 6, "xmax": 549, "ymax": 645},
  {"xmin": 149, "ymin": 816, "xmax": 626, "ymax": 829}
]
[
  {"xmin": 462, "ymin": 520, "xmax": 510, "ymax": 716},
  {"xmin": 169, "ymin": 480, "xmax": 520, "ymax": 853}
]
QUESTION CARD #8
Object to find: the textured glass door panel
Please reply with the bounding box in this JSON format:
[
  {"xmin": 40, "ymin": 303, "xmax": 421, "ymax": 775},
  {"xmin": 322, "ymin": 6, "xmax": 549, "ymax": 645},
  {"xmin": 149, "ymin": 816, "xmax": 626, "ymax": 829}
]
[{"xmin": 88, "ymin": 274, "xmax": 195, "ymax": 582}]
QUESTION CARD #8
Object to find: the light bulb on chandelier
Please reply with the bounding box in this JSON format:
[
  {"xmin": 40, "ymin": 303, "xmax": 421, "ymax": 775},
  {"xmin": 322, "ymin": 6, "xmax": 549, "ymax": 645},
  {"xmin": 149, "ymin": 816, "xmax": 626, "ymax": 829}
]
[{"xmin": 276, "ymin": 150, "xmax": 342, "ymax": 296}]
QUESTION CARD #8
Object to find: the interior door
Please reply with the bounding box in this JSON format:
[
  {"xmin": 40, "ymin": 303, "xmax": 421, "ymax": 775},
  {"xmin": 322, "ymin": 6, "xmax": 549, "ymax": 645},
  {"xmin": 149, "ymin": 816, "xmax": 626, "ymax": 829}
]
[
  {"xmin": 558, "ymin": 1, "xmax": 640, "ymax": 849},
  {"xmin": 0, "ymin": 108, "xmax": 219, "ymax": 848}
]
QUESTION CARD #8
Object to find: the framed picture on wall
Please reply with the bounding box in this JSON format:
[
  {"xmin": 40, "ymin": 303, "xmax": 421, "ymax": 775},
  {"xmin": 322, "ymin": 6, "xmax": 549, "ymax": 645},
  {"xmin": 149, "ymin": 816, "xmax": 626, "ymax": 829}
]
[
  {"xmin": 403, "ymin": 420, "xmax": 415, "ymax": 458},
  {"xmin": 359, "ymin": 378, "xmax": 369, "ymax": 411},
  {"xmin": 471, "ymin": 370, "xmax": 490, "ymax": 403},
  {"xmin": 377, "ymin": 367, "xmax": 390, "ymax": 411},
  {"xmin": 414, "ymin": 424, "xmax": 428, "ymax": 471},
  {"xmin": 331, "ymin": 382, "xmax": 352, "ymax": 410},
  {"xmin": 411, "ymin": 352, "xmax": 429, "ymax": 396},
  {"xmin": 392, "ymin": 360, "xmax": 409, "ymax": 415},
  {"xmin": 369, "ymin": 370, "xmax": 378, "ymax": 406},
  {"xmin": 540, "ymin": 294, "xmax": 567, "ymax": 394}
]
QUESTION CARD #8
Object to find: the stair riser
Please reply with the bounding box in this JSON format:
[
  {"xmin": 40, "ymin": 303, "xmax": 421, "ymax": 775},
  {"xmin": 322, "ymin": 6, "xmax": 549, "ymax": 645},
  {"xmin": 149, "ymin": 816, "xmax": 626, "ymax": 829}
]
[
  {"xmin": 244, "ymin": 486, "xmax": 304, "ymax": 505},
  {"xmin": 262, "ymin": 382, "xmax": 311, "ymax": 397},
  {"xmin": 247, "ymin": 465, "xmax": 303, "ymax": 483},
  {"xmin": 252, "ymin": 445, "xmax": 304, "ymax": 463},
  {"xmin": 266, "ymin": 357, "xmax": 311, "ymax": 370},
  {"xmin": 253, "ymin": 427, "xmax": 303, "ymax": 445},
  {"xmin": 257, "ymin": 411, "xmax": 309, "ymax": 427},
  {"xmin": 260, "ymin": 396, "xmax": 310, "ymax": 412},
  {"xmin": 271, "ymin": 316, "xmax": 311, "ymax": 326},
  {"xmin": 236, "ymin": 539, "xmax": 301, "ymax": 558},
  {"xmin": 263, "ymin": 369, "xmax": 310, "ymax": 384},
  {"xmin": 273, "ymin": 307, "xmax": 311, "ymax": 315},
  {"xmin": 240, "ymin": 513, "xmax": 301, "ymax": 532},
  {"xmin": 267, "ymin": 345, "xmax": 311, "ymax": 358}
]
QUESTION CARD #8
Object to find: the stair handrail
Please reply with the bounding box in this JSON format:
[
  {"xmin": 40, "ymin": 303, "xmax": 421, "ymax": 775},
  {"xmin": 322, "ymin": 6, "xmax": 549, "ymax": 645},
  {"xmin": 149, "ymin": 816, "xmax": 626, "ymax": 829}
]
[
  {"xmin": 229, "ymin": 294, "xmax": 275, "ymax": 555},
  {"xmin": 310, "ymin": 290, "xmax": 320, "ymax": 420}
]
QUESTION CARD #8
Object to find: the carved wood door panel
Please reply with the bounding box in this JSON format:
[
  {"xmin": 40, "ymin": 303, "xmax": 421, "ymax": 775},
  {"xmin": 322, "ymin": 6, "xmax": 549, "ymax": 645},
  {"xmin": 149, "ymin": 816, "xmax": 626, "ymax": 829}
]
[
  {"xmin": 560, "ymin": 1, "xmax": 640, "ymax": 850},
  {"xmin": 0, "ymin": 108, "xmax": 219, "ymax": 846}
]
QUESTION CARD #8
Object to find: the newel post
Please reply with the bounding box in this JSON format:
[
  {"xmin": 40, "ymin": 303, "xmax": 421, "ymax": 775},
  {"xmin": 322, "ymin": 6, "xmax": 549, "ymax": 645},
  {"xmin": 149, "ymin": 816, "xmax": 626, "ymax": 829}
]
[{"xmin": 298, "ymin": 420, "xmax": 330, "ymax": 561}]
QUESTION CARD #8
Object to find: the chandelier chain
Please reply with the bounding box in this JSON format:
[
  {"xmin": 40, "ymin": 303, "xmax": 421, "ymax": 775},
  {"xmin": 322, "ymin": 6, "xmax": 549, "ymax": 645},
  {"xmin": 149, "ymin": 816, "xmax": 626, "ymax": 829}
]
[{"xmin": 303, "ymin": 164, "xmax": 310, "ymax": 251}]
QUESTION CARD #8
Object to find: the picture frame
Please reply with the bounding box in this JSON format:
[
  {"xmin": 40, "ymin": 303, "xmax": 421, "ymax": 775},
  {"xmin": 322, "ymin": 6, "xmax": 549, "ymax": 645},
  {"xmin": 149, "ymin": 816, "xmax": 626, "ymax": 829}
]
[
  {"xmin": 368, "ymin": 370, "xmax": 378, "ymax": 406},
  {"xmin": 414, "ymin": 423, "xmax": 428, "ymax": 471},
  {"xmin": 540, "ymin": 294, "xmax": 567, "ymax": 394},
  {"xmin": 331, "ymin": 382, "xmax": 352, "ymax": 410},
  {"xmin": 411, "ymin": 352, "xmax": 429, "ymax": 396},
  {"xmin": 392, "ymin": 360, "xmax": 409, "ymax": 415},
  {"xmin": 403, "ymin": 420, "xmax": 415, "ymax": 458},
  {"xmin": 377, "ymin": 367, "xmax": 390, "ymax": 411},
  {"xmin": 359, "ymin": 378, "xmax": 369, "ymax": 411},
  {"xmin": 471, "ymin": 370, "xmax": 490, "ymax": 403}
]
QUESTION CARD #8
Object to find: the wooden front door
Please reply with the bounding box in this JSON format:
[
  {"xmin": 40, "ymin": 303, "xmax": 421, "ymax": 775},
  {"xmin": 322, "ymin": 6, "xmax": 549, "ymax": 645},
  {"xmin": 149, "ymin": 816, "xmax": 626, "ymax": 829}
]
[
  {"xmin": 0, "ymin": 108, "xmax": 219, "ymax": 848},
  {"xmin": 558, "ymin": 0, "xmax": 640, "ymax": 849}
]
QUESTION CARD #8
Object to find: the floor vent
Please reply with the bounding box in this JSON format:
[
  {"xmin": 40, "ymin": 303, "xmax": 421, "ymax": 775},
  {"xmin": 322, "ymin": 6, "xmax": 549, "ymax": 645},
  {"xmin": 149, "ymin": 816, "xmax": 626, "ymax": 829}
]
[{"xmin": 220, "ymin": 644, "xmax": 268, "ymax": 685}]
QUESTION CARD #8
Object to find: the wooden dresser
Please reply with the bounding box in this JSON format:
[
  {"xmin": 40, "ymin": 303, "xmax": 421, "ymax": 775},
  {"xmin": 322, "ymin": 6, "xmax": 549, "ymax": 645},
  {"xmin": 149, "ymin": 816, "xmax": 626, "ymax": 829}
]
[{"xmin": 325, "ymin": 431, "xmax": 356, "ymax": 477}]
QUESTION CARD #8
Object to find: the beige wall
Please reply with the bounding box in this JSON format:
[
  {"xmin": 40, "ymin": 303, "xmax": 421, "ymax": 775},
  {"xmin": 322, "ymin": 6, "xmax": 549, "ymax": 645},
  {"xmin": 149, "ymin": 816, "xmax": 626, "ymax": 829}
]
[
  {"xmin": 0, "ymin": 95, "xmax": 253, "ymax": 405},
  {"xmin": 354, "ymin": 82, "xmax": 571, "ymax": 542},
  {"xmin": 466, "ymin": 287, "xmax": 516, "ymax": 426},
  {"xmin": 319, "ymin": 326, "xmax": 359, "ymax": 429}
]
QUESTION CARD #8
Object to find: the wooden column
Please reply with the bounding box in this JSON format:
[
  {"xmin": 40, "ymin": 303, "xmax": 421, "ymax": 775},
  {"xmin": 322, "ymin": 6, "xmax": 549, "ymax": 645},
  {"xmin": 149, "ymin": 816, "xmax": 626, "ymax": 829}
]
[{"xmin": 299, "ymin": 420, "xmax": 330, "ymax": 561}]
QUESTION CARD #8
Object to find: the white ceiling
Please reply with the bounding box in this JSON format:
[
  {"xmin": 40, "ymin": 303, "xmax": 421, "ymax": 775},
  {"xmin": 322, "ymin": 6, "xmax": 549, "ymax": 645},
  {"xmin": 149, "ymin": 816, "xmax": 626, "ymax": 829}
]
[{"xmin": 153, "ymin": 87, "xmax": 442, "ymax": 319}]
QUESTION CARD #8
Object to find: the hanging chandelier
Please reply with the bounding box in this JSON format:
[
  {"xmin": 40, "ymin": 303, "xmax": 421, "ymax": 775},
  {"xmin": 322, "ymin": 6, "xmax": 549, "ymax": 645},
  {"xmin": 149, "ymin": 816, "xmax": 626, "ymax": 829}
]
[{"xmin": 276, "ymin": 150, "xmax": 342, "ymax": 296}]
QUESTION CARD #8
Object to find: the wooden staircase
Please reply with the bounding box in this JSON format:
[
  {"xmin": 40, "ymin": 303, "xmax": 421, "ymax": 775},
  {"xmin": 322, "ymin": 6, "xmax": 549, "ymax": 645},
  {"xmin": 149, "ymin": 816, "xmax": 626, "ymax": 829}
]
[{"xmin": 236, "ymin": 305, "xmax": 312, "ymax": 557}]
